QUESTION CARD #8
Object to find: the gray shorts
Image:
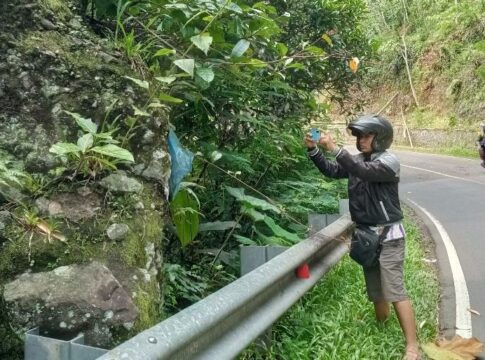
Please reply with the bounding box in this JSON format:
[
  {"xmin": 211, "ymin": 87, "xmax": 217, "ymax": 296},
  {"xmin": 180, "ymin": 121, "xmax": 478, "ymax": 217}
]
[{"xmin": 363, "ymin": 238, "xmax": 408, "ymax": 303}]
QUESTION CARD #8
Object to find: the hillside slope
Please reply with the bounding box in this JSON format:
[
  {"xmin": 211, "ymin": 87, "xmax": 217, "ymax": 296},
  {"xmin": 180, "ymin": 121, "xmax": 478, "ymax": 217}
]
[{"xmin": 363, "ymin": 0, "xmax": 485, "ymax": 130}]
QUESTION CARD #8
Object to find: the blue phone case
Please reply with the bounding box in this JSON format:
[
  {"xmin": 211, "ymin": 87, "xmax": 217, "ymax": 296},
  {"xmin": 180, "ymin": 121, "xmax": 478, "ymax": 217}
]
[{"xmin": 311, "ymin": 128, "xmax": 320, "ymax": 142}]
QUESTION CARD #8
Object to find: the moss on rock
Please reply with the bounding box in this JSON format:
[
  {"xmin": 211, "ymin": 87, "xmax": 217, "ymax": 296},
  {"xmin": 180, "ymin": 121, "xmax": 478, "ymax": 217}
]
[{"xmin": 39, "ymin": 0, "xmax": 72, "ymax": 19}]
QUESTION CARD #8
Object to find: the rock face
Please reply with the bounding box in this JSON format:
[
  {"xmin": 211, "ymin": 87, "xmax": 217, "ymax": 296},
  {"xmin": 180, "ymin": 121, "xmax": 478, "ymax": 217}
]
[
  {"xmin": 100, "ymin": 172, "xmax": 143, "ymax": 193},
  {"xmin": 0, "ymin": 0, "xmax": 169, "ymax": 358},
  {"xmin": 36, "ymin": 190, "xmax": 102, "ymax": 221},
  {"xmin": 4, "ymin": 262, "xmax": 139, "ymax": 347}
]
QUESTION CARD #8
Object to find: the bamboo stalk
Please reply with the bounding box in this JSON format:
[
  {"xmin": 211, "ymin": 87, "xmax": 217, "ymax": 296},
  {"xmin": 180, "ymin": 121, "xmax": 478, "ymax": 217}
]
[
  {"xmin": 401, "ymin": 32, "xmax": 420, "ymax": 108},
  {"xmin": 376, "ymin": 92, "xmax": 399, "ymax": 115}
]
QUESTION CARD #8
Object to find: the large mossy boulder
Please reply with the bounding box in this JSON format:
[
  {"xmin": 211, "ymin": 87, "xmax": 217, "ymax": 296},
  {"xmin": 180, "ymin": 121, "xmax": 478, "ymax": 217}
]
[
  {"xmin": 4, "ymin": 261, "xmax": 139, "ymax": 347},
  {"xmin": 0, "ymin": 0, "xmax": 170, "ymax": 358}
]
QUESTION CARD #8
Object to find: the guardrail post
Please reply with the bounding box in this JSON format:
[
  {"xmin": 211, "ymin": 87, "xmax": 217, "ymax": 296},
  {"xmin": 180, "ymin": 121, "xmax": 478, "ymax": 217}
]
[
  {"xmin": 339, "ymin": 199, "xmax": 349, "ymax": 215},
  {"xmin": 24, "ymin": 328, "xmax": 108, "ymax": 360},
  {"xmin": 70, "ymin": 334, "xmax": 108, "ymax": 360},
  {"xmin": 240, "ymin": 245, "xmax": 287, "ymax": 352},
  {"xmin": 307, "ymin": 199, "xmax": 348, "ymax": 237},
  {"xmin": 25, "ymin": 327, "xmax": 70, "ymax": 360}
]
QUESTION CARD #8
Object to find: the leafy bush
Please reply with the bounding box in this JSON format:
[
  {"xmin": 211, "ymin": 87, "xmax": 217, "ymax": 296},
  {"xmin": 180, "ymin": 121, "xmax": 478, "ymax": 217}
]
[
  {"xmin": 49, "ymin": 111, "xmax": 134, "ymax": 177},
  {"xmin": 80, "ymin": 0, "xmax": 373, "ymax": 310}
]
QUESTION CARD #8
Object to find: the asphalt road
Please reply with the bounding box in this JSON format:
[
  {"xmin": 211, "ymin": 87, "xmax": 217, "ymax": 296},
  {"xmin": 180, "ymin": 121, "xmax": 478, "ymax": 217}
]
[{"xmin": 393, "ymin": 149, "xmax": 485, "ymax": 347}]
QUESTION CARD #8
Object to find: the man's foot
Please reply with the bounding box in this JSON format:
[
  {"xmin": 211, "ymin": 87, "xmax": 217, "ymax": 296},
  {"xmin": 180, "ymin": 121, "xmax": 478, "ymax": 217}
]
[
  {"xmin": 481, "ymin": 162, "xmax": 485, "ymax": 169},
  {"xmin": 403, "ymin": 346, "xmax": 420, "ymax": 360}
]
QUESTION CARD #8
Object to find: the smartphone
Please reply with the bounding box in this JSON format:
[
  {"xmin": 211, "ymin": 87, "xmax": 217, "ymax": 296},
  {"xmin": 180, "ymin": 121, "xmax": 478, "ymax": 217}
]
[{"xmin": 310, "ymin": 128, "xmax": 321, "ymax": 142}]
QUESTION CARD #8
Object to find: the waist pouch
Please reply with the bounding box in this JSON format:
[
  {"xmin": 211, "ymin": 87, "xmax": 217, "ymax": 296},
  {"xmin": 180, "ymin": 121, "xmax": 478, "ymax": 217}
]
[{"xmin": 350, "ymin": 225, "xmax": 390, "ymax": 268}]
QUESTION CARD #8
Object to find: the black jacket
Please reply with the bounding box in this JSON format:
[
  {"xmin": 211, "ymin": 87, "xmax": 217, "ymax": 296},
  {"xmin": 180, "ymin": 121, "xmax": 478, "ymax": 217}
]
[{"xmin": 308, "ymin": 148, "xmax": 403, "ymax": 225}]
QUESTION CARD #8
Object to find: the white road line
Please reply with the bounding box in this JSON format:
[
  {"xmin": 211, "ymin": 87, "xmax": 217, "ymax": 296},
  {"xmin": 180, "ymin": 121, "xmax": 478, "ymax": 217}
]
[
  {"xmin": 407, "ymin": 199, "xmax": 472, "ymax": 338},
  {"xmin": 402, "ymin": 164, "xmax": 485, "ymax": 186}
]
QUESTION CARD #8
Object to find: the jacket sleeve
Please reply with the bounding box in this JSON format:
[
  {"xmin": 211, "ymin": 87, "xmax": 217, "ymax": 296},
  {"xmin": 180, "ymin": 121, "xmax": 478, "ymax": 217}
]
[
  {"xmin": 308, "ymin": 148, "xmax": 349, "ymax": 179},
  {"xmin": 335, "ymin": 149, "xmax": 399, "ymax": 182}
]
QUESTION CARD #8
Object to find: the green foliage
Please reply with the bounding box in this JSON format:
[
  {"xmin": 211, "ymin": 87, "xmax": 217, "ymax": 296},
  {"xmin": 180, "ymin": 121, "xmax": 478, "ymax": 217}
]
[
  {"xmin": 80, "ymin": 0, "xmax": 124, "ymax": 19},
  {"xmin": 49, "ymin": 111, "xmax": 134, "ymax": 177},
  {"xmin": 225, "ymin": 186, "xmax": 280, "ymax": 214},
  {"xmin": 224, "ymin": 186, "xmax": 303, "ymax": 246},
  {"xmin": 0, "ymin": 159, "xmax": 26, "ymax": 199},
  {"xmin": 169, "ymin": 187, "xmax": 201, "ymax": 247},
  {"xmin": 162, "ymin": 263, "xmax": 209, "ymax": 312},
  {"xmin": 365, "ymin": 0, "xmax": 485, "ymax": 125},
  {"xmin": 88, "ymin": 0, "xmax": 372, "ymax": 312},
  {"xmin": 103, "ymin": 0, "xmax": 369, "ymax": 253},
  {"xmin": 162, "ymin": 261, "xmax": 236, "ymax": 315}
]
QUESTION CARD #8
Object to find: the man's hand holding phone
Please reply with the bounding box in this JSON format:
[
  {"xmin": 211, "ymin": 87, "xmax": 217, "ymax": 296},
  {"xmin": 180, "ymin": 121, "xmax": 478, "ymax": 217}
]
[{"xmin": 305, "ymin": 128, "xmax": 337, "ymax": 152}]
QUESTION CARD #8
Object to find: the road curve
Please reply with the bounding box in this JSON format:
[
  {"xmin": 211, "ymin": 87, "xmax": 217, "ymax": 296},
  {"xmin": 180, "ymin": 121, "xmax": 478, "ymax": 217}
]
[{"xmin": 394, "ymin": 149, "xmax": 485, "ymax": 350}]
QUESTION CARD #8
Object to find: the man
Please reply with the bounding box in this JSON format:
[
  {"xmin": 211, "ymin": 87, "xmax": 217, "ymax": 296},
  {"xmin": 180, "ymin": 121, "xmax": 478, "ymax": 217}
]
[
  {"xmin": 304, "ymin": 114, "xmax": 419, "ymax": 360},
  {"xmin": 477, "ymin": 123, "xmax": 485, "ymax": 169}
]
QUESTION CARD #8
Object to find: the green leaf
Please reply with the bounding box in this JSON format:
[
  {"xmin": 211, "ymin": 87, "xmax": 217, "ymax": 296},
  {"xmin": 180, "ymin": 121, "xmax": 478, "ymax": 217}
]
[
  {"xmin": 94, "ymin": 131, "xmax": 116, "ymax": 141},
  {"xmin": 155, "ymin": 76, "xmax": 177, "ymax": 84},
  {"xmin": 305, "ymin": 45, "xmax": 325, "ymax": 55},
  {"xmin": 246, "ymin": 59, "xmax": 267, "ymax": 68},
  {"xmin": 286, "ymin": 62, "xmax": 305, "ymax": 70},
  {"xmin": 253, "ymin": 226, "xmax": 288, "ymax": 246},
  {"xmin": 241, "ymin": 205, "xmax": 265, "ymax": 222},
  {"xmin": 49, "ymin": 142, "xmax": 81, "ymax": 155},
  {"xmin": 210, "ymin": 150, "xmax": 222, "ymax": 162},
  {"xmin": 196, "ymin": 67, "xmax": 215, "ymax": 83},
  {"xmin": 77, "ymin": 133, "xmax": 93, "ymax": 153},
  {"xmin": 153, "ymin": 48, "xmax": 176, "ymax": 57},
  {"xmin": 199, "ymin": 221, "xmax": 240, "ymax": 232},
  {"xmin": 233, "ymin": 235, "xmax": 257, "ymax": 245},
  {"xmin": 124, "ymin": 76, "xmax": 149, "ymax": 90},
  {"xmin": 190, "ymin": 33, "xmax": 213, "ymax": 55},
  {"xmin": 148, "ymin": 101, "xmax": 165, "ymax": 108},
  {"xmin": 225, "ymin": 186, "xmax": 280, "ymax": 214},
  {"xmin": 64, "ymin": 111, "xmax": 98, "ymax": 134},
  {"xmin": 263, "ymin": 217, "xmax": 301, "ymax": 244},
  {"xmin": 225, "ymin": 186, "xmax": 245, "ymax": 200},
  {"xmin": 170, "ymin": 189, "xmax": 200, "ymax": 247},
  {"xmin": 226, "ymin": 3, "xmax": 243, "ymax": 14},
  {"xmin": 132, "ymin": 105, "xmax": 151, "ymax": 117},
  {"xmin": 90, "ymin": 144, "xmax": 134, "ymax": 162},
  {"xmin": 231, "ymin": 39, "xmax": 250, "ymax": 57},
  {"xmin": 174, "ymin": 59, "xmax": 195, "ymax": 77},
  {"xmin": 159, "ymin": 92, "xmax": 183, "ymax": 104},
  {"xmin": 276, "ymin": 43, "xmax": 288, "ymax": 57}
]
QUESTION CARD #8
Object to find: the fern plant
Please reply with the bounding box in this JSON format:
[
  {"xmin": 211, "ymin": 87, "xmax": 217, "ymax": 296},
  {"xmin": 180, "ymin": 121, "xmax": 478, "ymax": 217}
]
[
  {"xmin": 0, "ymin": 161, "xmax": 25, "ymax": 189},
  {"xmin": 0, "ymin": 159, "xmax": 27, "ymax": 201}
]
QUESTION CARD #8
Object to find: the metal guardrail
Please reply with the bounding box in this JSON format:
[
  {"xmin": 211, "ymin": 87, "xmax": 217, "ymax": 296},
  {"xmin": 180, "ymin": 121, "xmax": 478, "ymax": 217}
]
[{"xmin": 97, "ymin": 214, "xmax": 353, "ymax": 360}]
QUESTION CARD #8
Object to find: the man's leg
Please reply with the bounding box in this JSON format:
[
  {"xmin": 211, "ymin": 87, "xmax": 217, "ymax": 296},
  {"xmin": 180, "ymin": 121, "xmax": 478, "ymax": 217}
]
[
  {"xmin": 379, "ymin": 239, "xmax": 420, "ymax": 359},
  {"xmin": 394, "ymin": 300, "xmax": 419, "ymax": 359},
  {"xmin": 374, "ymin": 301, "xmax": 390, "ymax": 322}
]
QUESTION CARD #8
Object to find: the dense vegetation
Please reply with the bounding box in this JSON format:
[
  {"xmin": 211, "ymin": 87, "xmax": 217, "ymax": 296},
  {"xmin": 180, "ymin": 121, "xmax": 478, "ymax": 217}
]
[{"xmin": 77, "ymin": 0, "xmax": 373, "ymax": 313}]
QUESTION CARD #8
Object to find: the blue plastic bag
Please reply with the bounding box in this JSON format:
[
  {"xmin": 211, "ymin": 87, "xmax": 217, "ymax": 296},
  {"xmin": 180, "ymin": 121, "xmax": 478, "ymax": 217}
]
[{"xmin": 168, "ymin": 129, "xmax": 194, "ymax": 199}]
